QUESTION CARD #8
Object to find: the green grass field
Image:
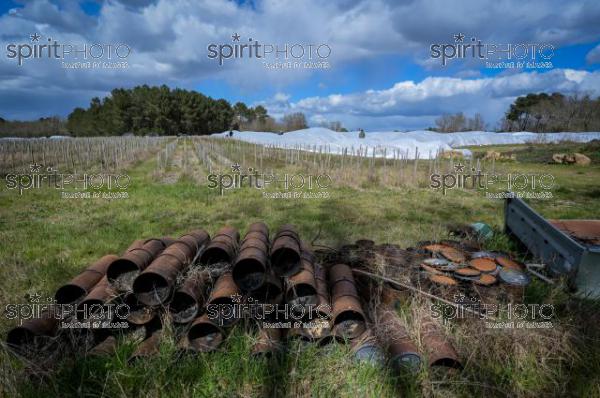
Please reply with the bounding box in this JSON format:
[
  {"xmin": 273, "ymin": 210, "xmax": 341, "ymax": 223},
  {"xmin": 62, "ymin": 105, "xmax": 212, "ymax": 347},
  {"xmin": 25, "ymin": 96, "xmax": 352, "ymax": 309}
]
[{"xmin": 1, "ymin": 138, "xmax": 599, "ymax": 397}]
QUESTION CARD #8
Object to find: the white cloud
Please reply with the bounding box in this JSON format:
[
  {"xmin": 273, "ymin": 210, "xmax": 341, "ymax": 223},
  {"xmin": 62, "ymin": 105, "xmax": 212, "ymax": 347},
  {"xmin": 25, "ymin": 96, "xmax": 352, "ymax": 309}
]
[
  {"xmin": 587, "ymin": 44, "xmax": 600, "ymax": 64},
  {"xmin": 0, "ymin": 0, "xmax": 599, "ymax": 121},
  {"xmin": 261, "ymin": 69, "xmax": 600, "ymax": 130}
]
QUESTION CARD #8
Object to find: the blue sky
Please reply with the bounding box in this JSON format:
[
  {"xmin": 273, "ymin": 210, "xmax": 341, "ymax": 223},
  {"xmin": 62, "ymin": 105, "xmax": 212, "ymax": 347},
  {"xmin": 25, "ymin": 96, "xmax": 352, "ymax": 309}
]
[{"xmin": 1, "ymin": 0, "xmax": 599, "ymax": 130}]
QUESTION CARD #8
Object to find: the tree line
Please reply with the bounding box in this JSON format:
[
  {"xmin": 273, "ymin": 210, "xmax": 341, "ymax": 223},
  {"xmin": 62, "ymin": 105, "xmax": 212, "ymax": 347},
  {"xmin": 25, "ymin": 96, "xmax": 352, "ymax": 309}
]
[
  {"xmin": 1, "ymin": 88, "xmax": 599, "ymax": 137},
  {"xmin": 500, "ymin": 93, "xmax": 600, "ymax": 132},
  {"xmin": 66, "ymin": 85, "xmax": 312, "ymax": 136},
  {"xmin": 0, "ymin": 117, "xmax": 67, "ymax": 138},
  {"xmin": 66, "ymin": 85, "xmax": 234, "ymax": 136}
]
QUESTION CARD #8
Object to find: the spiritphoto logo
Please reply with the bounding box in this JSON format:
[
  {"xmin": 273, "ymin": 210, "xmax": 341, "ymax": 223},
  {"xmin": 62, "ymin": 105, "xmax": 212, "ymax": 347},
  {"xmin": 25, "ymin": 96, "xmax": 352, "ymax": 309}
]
[
  {"xmin": 429, "ymin": 163, "xmax": 555, "ymax": 199},
  {"xmin": 430, "ymin": 33, "xmax": 554, "ymax": 69},
  {"xmin": 206, "ymin": 294, "xmax": 331, "ymax": 328},
  {"xmin": 207, "ymin": 33, "xmax": 331, "ymax": 69},
  {"xmin": 4, "ymin": 292, "xmax": 130, "ymax": 329},
  {"xmin": 5, "ymin": 33, "xmax": 131, "ymax": 69},
  {"xmin": 431, "ymin": 294, "xmax": 555, "ymax": 329},
  {"xmin": 207, "ymin": 163, "xmax": 332, "ymax": 197},
  {"xmin": 4, "ymin": 163, "xmax": 131, "ymax": 198}
]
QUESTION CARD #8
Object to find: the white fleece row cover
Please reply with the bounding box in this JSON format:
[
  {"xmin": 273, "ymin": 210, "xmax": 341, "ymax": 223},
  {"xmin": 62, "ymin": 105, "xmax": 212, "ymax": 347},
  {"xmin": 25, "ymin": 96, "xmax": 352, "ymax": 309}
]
[{"xmin": 214, "ymin": 128, "xmax": 600, "ymax": 159}]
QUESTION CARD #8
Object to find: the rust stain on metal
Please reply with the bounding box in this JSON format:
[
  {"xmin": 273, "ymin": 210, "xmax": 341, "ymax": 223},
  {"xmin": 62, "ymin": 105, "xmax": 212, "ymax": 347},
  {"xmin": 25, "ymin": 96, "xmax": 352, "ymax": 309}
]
[
  {"xmin": 429, "ymin": 274, "xmax": 458, "ymax": 286},
  {"xmin": 88, "ymin": 335, "xmax": 117, "ymax": 356},
  {"xmin": 351, "ymin": 329, "xmax": 386, "ymax": 367},
  {"xmin": 469, "ymin": 258, "xmax": 497, "ymax": 273},
  {"xmin": 6, "ymin": 310, "xmax": 59, "ymax": 349},
  {"xmin": 133, "ymin": 229, "xmax": 210, "ymax": 306},
  {"xmin": 474, "ymin": 274, "xmax": 497, "ymax": 286},
  {"xmin": 454, "ymin": 267, "xmax": 481, "ymax": 277},
  {"xmin": 420, "ymin": 316, "xmax": 462, "ymax": 369},
  {"xmin": 169, "ymin": 270, "xmax": 210, "ymax": 324},
  {"xmin": 122, "ymin": 293, "xmax": 156, "ymax": 326},
  {"xmin": 207, "ymin": 271, "xmax": 241, "ymax": 327},
  {"xmin": 440, "ymin": 247, "xmax": 466, "ymax": 263},
  {"xmin": 124, "ymin": 239, "xmax": 146, "ymax": 252},
  {"xmin": 107, "ymin": 237, "xmax": 174, "ymax": 292},
  {"xmin": 129, "ymin": 330, "xmax": 162, "ymax": 362},
  {"xmin": 314, "ymin": 264, "xmax": 332, "ymax": 320},
  {"xmin": 251, "ymin": 327, "xmax": 282, "ymax": 357},
  {"xmin": 77, "ymin": 276, "xmax": 117, "ymax": 320},
  {"xmin": 271, "ymin": 225, "xmax": 302, "ymax": 277},
  {"xmin": 550, "ymin": 219, "xmax": 600, "ymax": 245},
  {"xmin": 286, "ymin": 247, "xmax": 318, "ymax": 308},
  {"xmin": 55, "ymin": 254, "xmax": 118, "ymax": 305},
  {"xmin": 200, "ymin": 226, "xmax": 240, "ymax": 265},
  {"xmin": 187, "ymin": 313, "xmax": 225, "ymax": 352},
  {"xmin": 328, "ymin": 264, "xmax": 366, "ymax": 340},
  {"xmin": 421, "ymin": 263, "xmax": 444, "ymax": 275},
  {"xmin": 233, "ymin": 222, "xmax": 270, "ymax": 291},
  {"xmin": 375, "ymin": 307, "xmax": 421, "ymax": 371},
  {"xmin": 249, "ymin": 271, "xmax": 283, "ymax": 305},
  {"xmin": 495, "ymin": 256, "xmax": 524, "ymax": 271}
]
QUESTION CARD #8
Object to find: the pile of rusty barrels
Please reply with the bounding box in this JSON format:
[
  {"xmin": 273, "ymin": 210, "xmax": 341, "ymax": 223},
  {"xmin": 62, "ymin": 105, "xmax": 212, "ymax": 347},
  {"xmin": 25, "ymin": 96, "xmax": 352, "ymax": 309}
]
[{"xmin": 5, "ymin": 223, "xmax": 461, "ymax": 373}]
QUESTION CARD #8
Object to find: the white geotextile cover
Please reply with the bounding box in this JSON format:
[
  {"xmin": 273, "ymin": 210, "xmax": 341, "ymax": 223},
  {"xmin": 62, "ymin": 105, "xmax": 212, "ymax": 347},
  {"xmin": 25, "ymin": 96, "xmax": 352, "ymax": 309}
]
[{"xmin": 214, "ymin": 128, "xmax": 600, "ymax": 159}]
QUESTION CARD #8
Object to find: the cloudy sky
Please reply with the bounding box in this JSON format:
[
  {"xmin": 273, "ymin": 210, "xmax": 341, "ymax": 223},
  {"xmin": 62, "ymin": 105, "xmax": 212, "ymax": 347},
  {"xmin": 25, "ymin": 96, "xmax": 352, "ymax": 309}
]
[{"xmin": 1, "ymin": 0, "xmax": 600, "ymax": 130}]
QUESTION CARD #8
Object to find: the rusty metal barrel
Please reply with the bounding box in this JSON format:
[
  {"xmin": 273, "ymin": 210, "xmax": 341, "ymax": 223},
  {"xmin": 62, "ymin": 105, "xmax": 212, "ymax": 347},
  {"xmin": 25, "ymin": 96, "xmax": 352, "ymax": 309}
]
[
  {"xmin": 351, "ymin": 329, "xmax": 386, "ymax": 367},
  {"xmin": 314, "ymin": 264, "xmax": 332, "ymax": 320},
  {"xmin": 122, "ymin": 292, "xmax": 156, "ymax": 326},
  {"xmin": 285, "ymin": 247, "xmax": 318, "ymax": 310},
  {"xmin": 246, "ymin": 221, "xmax": 269, "ymax": 237},
  {"xmin": 206, "ymin": 271, "xmax": 241, "ymax": 327},
  {"xmin": 200, "ymin": 226, "xmax": 240, "ymax": 265},
  {"xmin": 251, "ymin": 327, "xmax": 283, "ymax": 357},
  {"xmin": 232, "ymin": 222, "xmax": 270, "ymax": 291},
  {"xmin": 124, "ymin": 239, "xmax": 146, "ymax": 252},
  {"xmin": 129, "ymin": 331, "xmax": 162, "ymax": 362},
  {"xmin": 271, "ymin": 224, "xmax": 302, "ymax": 277},
  {"xmin": 133, "ymin": 229, "xmax": 210, "ymax": 306},
  {"xmin": 6, "ymin": 310, "xmax": 59, "ymax": 349},
  {"xmin": 54, "ymin": 254, "xmax": 118, "ymax": 305},
  {"xmin": 106, "ymin": 237, "xmax": 175, "ymax": 292},
  {"xmin": 169, "ymin": 270, "xmax": 210, "ymax": 324},
  {"xmin": 375, "ymin": 307, "xmax": 421, "ymax": 372},
  {"xmin": 76, "ymin": 276, "xmax": 116, "ymax": 320},
  {"xmin": 187, "ymin": 313, "xmax": 225, "ymax": 352},
  {"xmin": 128, "ymin": 319, "xmax": 163, "ymax": 362},
  {"xmin": 420, "ymin": 315, "xmax": 462, "ymax": 369},
  {"xmin": 328, "ymin": 264, "xmax": 366, "ymax": 340},
  {"xmin": 249, "ymin": 271, "xmax": 283, "ymax": 303},
  {"xmin": 89, "ymin": 335, "xmax": 118, "ymax": 357}
]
